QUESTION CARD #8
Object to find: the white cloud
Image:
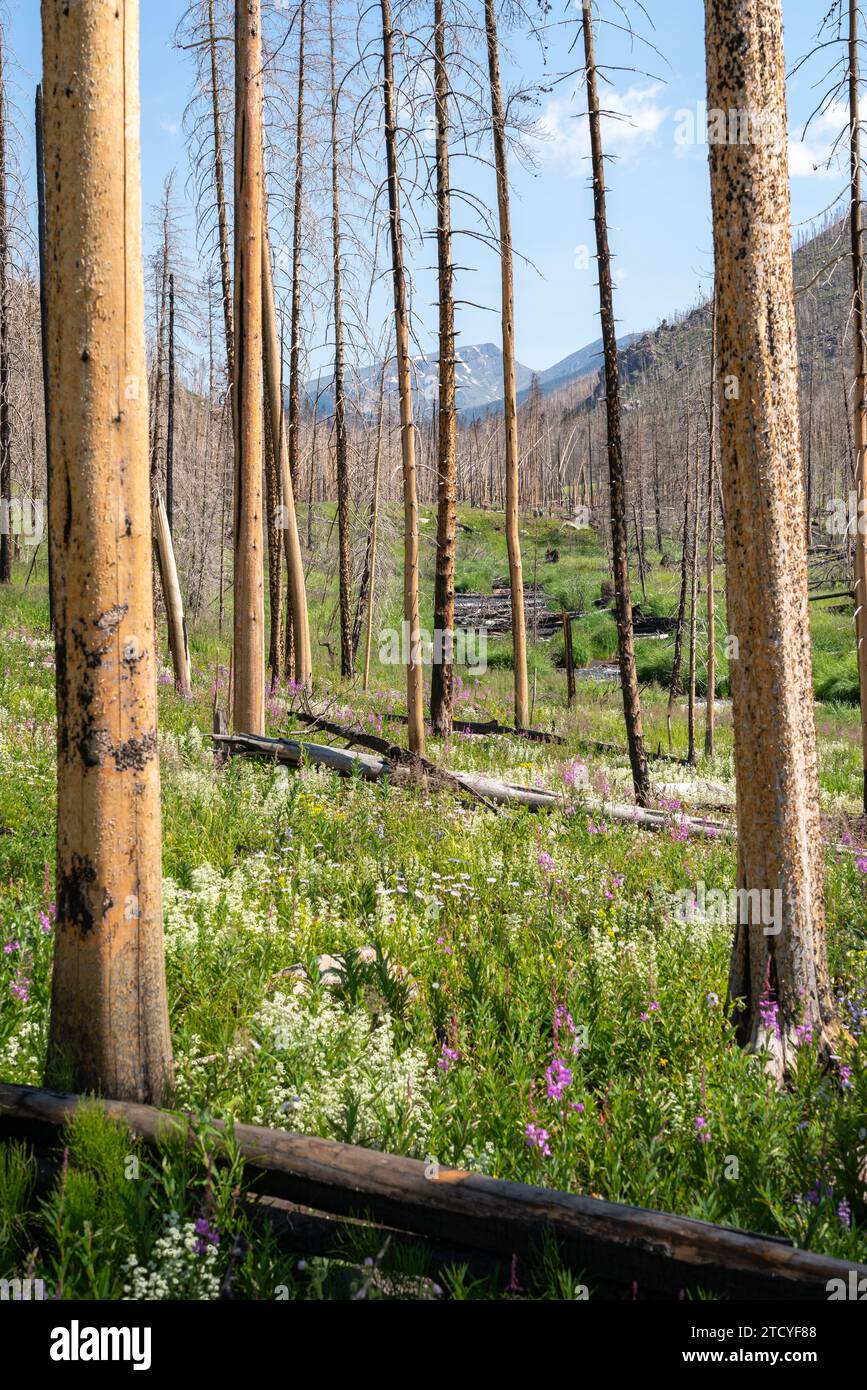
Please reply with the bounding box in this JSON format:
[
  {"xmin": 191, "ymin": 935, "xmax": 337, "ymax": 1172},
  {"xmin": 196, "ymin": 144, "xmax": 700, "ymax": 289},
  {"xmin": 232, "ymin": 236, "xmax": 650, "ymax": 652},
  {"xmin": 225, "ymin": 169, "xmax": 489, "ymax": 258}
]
[
  {"xmin": 535, "ymin": 84, "xmax": 669, "ymax": 176},
  {"xmin": 161, "ymin": 119, "xmax": 180, "ymax": 137}
]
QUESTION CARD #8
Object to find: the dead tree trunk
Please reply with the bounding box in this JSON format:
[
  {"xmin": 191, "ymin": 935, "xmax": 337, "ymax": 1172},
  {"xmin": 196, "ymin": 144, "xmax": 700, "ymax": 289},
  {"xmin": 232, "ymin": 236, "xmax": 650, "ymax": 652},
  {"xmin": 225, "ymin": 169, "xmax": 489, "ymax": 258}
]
[
  {"xmin": 263, "ymin": 377, "xmax": 284, "ymax": 688},
  {"xmin": 0, "ymin": 28, "xmax": 11, "ymax": 585},
  {"xmin": 687, "ymin": 423, "xmax": 700, "ymax": 766},
  {"xmin": 707, "ymin": 0, "xmax": 839, "ymax": 1074},
  {"xmin": 232, "ymin": 0, "xmax": 266, "ymax": 735},
  {"xmin": 849, "ymin": 0, "xmax": 867, "ymax": 813},
  {"xmin": 36, "ymin": 83, "xmax": 54, "ymax": 621},
  {"xmin": 328, "ymin": 0, "xmax": 353, "ymax": 679},
  {"xmin": 705, "ymin": 294, "xmax": 718, "ymax": 758},
  {"xmin": 582, "ymin": 0, "xmax": 649, "ymax": 805},
  {"xmin": 380, "ymin": 0, "xmax": 425, "ymax": 755},
  {"xmin": 154, "ymin": 489, "xmax": 192, "ymax": 697},
  {"xmin": 165, "ymin": 274, "xmax": 176, "ymax": 534},
  {"xmin": 353, "ymin": 359, "xmax": 386, "ymax": 682},
  {"xmin": 262, "ymin": 213, "xmax": 312, "ymax": 687},
  {"xmin": 430, "ymin": 0, "xmax": 457, "ymax": 738},
  {"xmin": 209, "ymin": 0, "xmax": 234, "ymax": 384},
  {"xmin": 484, "ymin": 0, "xmax": 529, "ymax": 729},
  {"xmin": 284, "ymin": 0, "xmax": 307, "ymax": 678},
  {"xmin": 42, "ymin": 0, "xmax": 173, "ymax": 1102}
]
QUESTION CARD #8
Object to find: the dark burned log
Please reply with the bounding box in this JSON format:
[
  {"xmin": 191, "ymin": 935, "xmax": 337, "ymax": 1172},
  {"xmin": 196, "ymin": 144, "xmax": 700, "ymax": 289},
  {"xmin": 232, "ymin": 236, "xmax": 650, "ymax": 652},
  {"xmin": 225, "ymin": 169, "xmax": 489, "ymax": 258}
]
[
  {"xmin": 384, "ymin": 710, "xmax": 566, "ymax": 745},
  {"xmin": 0, "ymin": 1082, "xmax": 861, "ymax": 1299}
]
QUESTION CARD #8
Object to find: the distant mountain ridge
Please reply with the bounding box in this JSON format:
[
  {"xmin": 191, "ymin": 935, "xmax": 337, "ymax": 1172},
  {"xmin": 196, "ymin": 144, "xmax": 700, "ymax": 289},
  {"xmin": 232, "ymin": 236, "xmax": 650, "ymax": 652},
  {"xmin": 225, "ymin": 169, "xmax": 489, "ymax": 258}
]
[{"xmin": 304, "ymin": 334, "xmax": 638, "ymax": 420}]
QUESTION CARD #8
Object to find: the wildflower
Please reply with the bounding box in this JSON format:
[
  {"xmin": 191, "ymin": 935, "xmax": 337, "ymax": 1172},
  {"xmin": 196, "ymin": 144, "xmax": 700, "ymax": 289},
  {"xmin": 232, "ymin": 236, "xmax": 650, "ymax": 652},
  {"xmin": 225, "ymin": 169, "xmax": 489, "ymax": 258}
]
[
  {"xmin": 839, "ymin": 1065, "xmax": 854, "ymax": 1090},
  {"xmin": 759, "ymin": 995, "xmax": 780, "ymax": 1039},
  {"xmin": 694, "ymin": 1116, "xmax": 711, "ymax": 1143},
  {"xmin": 838, "ymin": 1199, "xmax": 852, "ymax": 1230},
  {"xmin": 570, "ymin": 1102, "xmax": 585, "ymax": 1114},
  {"xmin": 706, "ymin": 992, "xmax": 719, "ymax": 1008},
  {"xmin": 39, "ymin": 904, "xmax": 56, "ymax": 933},
  {"xmin": 537, "ymin": 851, "xmax": 555, "ymax": 874},
  {"xmin": 545, "ymin": 1057, "xmax": 573, "ymax": 1100},
  {"xmin": 3, "ymin": 940, "xmax": 20, "ymax": 955},
  {"xmin": 193, "ymin": 1217, "xmax": 220, "ymax": 1255},
  {"xmin": 524, "ymin": 1122, "xmax": 552, "ymax": 1157},
  {"xmin": 856, "ymin": 856, "xmax": 867, "ymax": 874},
  {"xmin": 437, "ymin": 1044, "xmax": 459, "ymax": 1073}
]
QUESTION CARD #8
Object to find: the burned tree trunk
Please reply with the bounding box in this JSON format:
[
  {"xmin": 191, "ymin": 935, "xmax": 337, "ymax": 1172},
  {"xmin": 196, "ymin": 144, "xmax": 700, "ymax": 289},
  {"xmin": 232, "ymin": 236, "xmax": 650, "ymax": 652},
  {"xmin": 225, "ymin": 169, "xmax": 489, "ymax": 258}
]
[
  {"xmin": 582, "ymin": 0, "xmax": 649, "ymax": 805},
  {"xmin": 232, "ymin": 0, "xmax": 266, "ymax": 735},
  {"xmin": 430, "ymin": 0, "xmax": 457, "ymax": 738},
  {"xmin": 0, "ymin": 28, "xmax": 11, "ymax": 585},
  {"xmin": 208, "ymin": 0, "xmax": 234, "ymax": 383},
  {"xmin": 36, "ymin": 84, "xmax": 53, "ymax": 621},
  {"xmin": 262, "ymin": 213, "xmax": 312, "ymax": 688},
  {"xmin": 284, "ymin": 0, "xmax": 307, "ymax": 679},
  {"xmin": 705, "ymin": 295, "xmax": 718, "ymax": 758},
  {"xmin": 484, "ymin": 0, "xmax": 529, "ymax": 730},
  {"xmin": 165, "ymin": 274, "xmax": 176, "ymax": 534},
  {"xmin": 380, "ymin": 0, "xmax": 425, "ymax": 754},
  {"xmin": 849, "ymin": 0, "xmax": 867, "ymax": 813},
  {"xmin": 42, "ymin": 0, "xmax": 173, "ymax": 1101},
  {"xmin": 706, "ymin": 0, "xmax": 839, "ymax": 1074},
  {"xmin": 328, "ymin": 0, "xmax": 353, "ymax": 679}
]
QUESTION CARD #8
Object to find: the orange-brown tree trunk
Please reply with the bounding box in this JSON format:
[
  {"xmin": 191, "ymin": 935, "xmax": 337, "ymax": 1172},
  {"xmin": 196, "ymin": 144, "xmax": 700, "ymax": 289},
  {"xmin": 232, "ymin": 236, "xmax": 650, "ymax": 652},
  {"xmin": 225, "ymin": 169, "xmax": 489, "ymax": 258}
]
[
  {"xmin": 42, "ymin": 0, "xmax": 173, "ymax": 1102},
  {"xmin": 706, "ymin": 0, "xmax": 839, "ymax": 1074},
  {"xmin": 232, "ymin": 0, "xmax": 265, "ymax": 734}
]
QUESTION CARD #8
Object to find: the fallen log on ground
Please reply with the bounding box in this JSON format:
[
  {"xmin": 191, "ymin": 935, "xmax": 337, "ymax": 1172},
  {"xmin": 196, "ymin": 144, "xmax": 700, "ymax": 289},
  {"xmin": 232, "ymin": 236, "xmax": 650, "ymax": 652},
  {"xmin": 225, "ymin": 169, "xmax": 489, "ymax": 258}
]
[
  {"xmin": 386, "ymin": 712, "xmax": 566, "ymax": 745},
  {"xmin": 214, "ymin": 731, "xmax": 734, "ymax": 833},
  {"xmin": 0, "ymin": 1082, "xmax": 860, "ymax": 1299}
]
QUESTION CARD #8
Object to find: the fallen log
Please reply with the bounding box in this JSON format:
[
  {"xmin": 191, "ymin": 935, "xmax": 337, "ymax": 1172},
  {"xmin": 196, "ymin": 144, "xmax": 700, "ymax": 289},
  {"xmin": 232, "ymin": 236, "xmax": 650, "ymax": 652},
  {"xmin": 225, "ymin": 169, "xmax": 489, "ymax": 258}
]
[
  {"xmin": 0, "ymin": 1082, "xmax": 860, "ymax": 1299},
  {"xmin": 215, "ymin": 731, "xmax": 734, "ymax": 833}
]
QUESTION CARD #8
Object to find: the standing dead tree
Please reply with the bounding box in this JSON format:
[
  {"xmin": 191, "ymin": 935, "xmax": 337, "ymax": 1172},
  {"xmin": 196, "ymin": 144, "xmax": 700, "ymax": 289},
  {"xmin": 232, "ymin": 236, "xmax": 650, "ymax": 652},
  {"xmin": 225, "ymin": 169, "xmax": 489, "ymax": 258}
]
[
  {"xmin": 0, "ymin": 24, "xmax": 11, "ymax": 585},
  {"xmin": 430, "ymin": 0, "xmax": 457, "ymax": 738},
  {"xmin": 484, "ymin": 0, "xmax": 529, "ymax": 729},
  {"xmin": 706, "ymin": 0, "xmax": 839, "ymax": 1075},
  {"xmin": 232, "ymin": 0, "xmax": 266, "ymax": 734},
  {"xmin": 42, "ymin": 0, "xmax": 174, "ymax": 1102},
  {"xmin": 581, "ymin": 0, "xmax": 649, "ymax": 805},
  {"xmin": 328, "ymin": 0, "xmax": 353, "ymax": 680},
  {"xmin": 379, "ymin": 0, "xmax": 425, "ymax": 754}
]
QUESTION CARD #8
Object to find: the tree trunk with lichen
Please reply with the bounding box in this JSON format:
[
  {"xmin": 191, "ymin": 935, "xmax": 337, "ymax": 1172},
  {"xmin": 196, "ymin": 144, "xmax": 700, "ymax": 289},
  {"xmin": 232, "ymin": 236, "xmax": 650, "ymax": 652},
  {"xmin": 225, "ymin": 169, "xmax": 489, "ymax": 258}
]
[
  {"xmin": 232, "ymin": 0, "xmax": 265, "ymax": 735},
  {"xmin": 42, "ymin": 0, "xmax": 173, "ymax": 1102},
  {"xmin": 0, "ymin": 28, "xmax": 11, "ymax": 586},
  {"xmin": 582, "ymin": 0, "xmax": 649, "ymax": 805},
  {"xmin": 849, "ymin": 0, "xmax": 867, "ymax": 813},
  {"xmin": 328, "ymin": 0, "xmax": 352, "ymax": 680},
  {"xmin": 706, "ymin": 0, "xmax": 839, "ymax": 1075}
]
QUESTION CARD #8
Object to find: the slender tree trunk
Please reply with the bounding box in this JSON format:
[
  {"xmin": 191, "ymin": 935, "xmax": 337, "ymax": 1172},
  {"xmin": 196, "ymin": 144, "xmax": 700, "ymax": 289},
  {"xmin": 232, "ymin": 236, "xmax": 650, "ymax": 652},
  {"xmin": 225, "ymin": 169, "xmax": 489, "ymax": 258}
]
[
  {"xmin": 849, "ymin": 0, "xmax": 867, "ymax": 813},
  {"xmin": 707, "ymin": 0, "xmax": 839, "ymax": 1074},
  {"xmin": 705, "ymin": 295, "xmax": 718, "ymax": 758},
  {"xmin": 430, "ymin": 0, "xmax": 457, "ymax": 738},
  {"xmin": 232, "ymin": 0, "xmax": 265, "ymax": 735},
  {"xmin": 262, "ymin": 214, "xmax": 312, "ymax": 687},
  {"xmin": 484, "ymin": 0, "xmax": 529, "ymax": 729},
  {"xmin": 582, "ymin": 0, "xmax": 649, "ymax": 804},
  {"xmin": 380, "ymin": 0, "xmax": 425, "ymax": 754},
  {"xmin": 687, "ymin": 425, "xmax": 700, "ymax": 766},
  {"xmin": 263, "ymin": 374, "xmax": 284, "ymax": 688},
  {"xmin": 284, "ymin": 0, "xmax": 307, "ymax": 677},
  {"xmin": 42, "ymin": 0, "xmax": 173, "ymax": 1102},
  {"xmin": 166, "ymin": 274, "xmax": 176, "ymax": 534},
  {"xmin": 0, "ymin": 30, "xmax": 11, "ymax": 585},
  {"xmin": 328, "ymin": 0, "xmax": 353, "ymax": 679},
  {"xmin": 354, "ymin": 359, "xmax": 386, "ymax": 669},
  {"xmin": 209, "ymin": 0, "xmax": 234, "ymax": 384},
  {"xmin": 667, "ymin": 396, "xmax": 692, "ymax": 751},
  {"xmin": 154, "ymin": 489, "xmax": 192, "ymax": 697},
  {"xmin": 36, "ymin": 83, "xmax": 54, "ymax": 622}
]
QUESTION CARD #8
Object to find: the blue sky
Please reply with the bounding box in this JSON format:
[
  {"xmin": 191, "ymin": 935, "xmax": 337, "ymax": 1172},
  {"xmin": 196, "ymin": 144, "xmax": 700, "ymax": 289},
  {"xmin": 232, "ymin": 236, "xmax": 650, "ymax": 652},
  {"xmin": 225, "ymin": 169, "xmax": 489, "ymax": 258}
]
[{"xmin": 3, "ymin": 0, "xmax": 852, "ymax": 373}]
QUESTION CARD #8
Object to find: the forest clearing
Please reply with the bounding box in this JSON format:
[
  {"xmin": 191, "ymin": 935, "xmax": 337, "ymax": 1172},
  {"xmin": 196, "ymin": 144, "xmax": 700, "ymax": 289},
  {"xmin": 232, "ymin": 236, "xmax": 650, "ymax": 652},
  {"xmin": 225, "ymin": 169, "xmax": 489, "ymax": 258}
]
[{"xmin": 0, "ymin": 0, "xmax": 866, "ymax": 1347}]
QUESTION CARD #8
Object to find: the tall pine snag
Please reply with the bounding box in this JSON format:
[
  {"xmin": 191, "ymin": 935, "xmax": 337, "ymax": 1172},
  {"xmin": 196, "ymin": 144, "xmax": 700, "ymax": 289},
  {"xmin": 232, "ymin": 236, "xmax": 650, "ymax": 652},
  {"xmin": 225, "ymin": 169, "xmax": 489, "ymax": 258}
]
[
  {"xmin": 849, "ymin": 0, "xmax": 867, "ymax": 812},
  {"xmin": 706, "ymin": 0, "xmax": 839, "ymax": 1074},
  {"xmin": 484, "ymin": 0, "xmax": 529, "ymax": 729},
  {"xmin": 42, "ymin": 0, "xmax": 173, "ymax": 1101},
  {"xmin": 0, "ymin": 25, "xmax": 11, "ymax": 585},
  {"xmin": 430, "ymin": 0, "xmax": 457, "ymax": 737},
  {"xmin": 380, "ymin": 0, "xmax": 425, "ymax": 754},
  {"xmin": 329, "ymin": 0, "xmax": 353, "ymax": 679},
  {"xmin": 232, "ymin": 0, "xmax": 265, "ymax": 734},
  {"xmin": 582, "ymin": 0, "xmax": 649, "ymax": 805}
]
